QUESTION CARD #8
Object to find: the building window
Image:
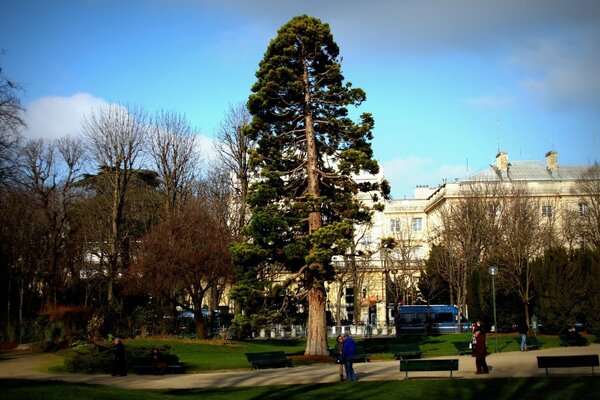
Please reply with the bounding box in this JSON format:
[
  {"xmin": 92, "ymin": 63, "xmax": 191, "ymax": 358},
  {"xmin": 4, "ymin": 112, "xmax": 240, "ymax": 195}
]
[
  {"xmin": 359, "ymin": 235, "xmax": 373, "ymax": 248},
  {"xmin": 489, "ymin": 204, "xmax": 501, "ymax": 219},
  {"xmin": 579, "ymin": 203, "xmax": 588, "ymax": 216},
  {"xmin": 390, "ymin": 218, "xmax": 401, "ymax": 232},
  {"xmin": 542, "ymin": 205, "xmax": 553, "ymax": 218},
  {"xmin": 411, "ymin": 217, "xmax": 423, "ymax": 232}
]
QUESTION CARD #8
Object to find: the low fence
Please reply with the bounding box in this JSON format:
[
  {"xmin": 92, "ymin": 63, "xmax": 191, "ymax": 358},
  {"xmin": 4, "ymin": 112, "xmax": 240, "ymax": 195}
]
[{"xmin": 245, "ymin": 324, "xmax": 397, "ymax": 339}]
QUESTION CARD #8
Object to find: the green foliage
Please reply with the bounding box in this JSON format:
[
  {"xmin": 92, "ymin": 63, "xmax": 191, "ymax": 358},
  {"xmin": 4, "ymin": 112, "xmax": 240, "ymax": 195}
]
[
  {"xmin": 63, "ymin": 343, "xmax": 115, "ymax": 373},
  {"xmin": 231, "ymin": 314, "xmax": 252, "ymax": 340},
  {"xmin": 237, "ymin": 19, "xmax": 388, "ymax": 345},
  {"xmin": 44, "ymin": 322, "xmax": 67, "ymax": 350},
  {"xmin": 532, "ymin": 248, "xmax": 591, "ymax": 333},
  {"xmin": 63, "ymin": 342, "xmax": 177, "ymax": 374}
]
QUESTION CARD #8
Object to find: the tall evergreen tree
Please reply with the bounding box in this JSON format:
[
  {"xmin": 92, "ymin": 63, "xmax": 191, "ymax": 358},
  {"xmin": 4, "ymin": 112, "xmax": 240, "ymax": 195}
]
[{"xmin": 235, "ymin": 15, "xmax": 387, "ymax": 355}]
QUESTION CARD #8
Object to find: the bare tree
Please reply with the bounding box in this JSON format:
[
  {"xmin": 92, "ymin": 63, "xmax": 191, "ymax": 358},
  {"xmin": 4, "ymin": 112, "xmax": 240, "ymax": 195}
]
[
  {"xmin": 82, "ymin": 104, "xmax": 149, "ymax": 305},
  {"xmin": 213, "ymin": 102, "xmax": 255, "ymax": 238},
  {"xmin": 429, "ymin": 183, "xmax": 498, "ymax": 329},
  {"xmin": 576, "ymin": 164, "xmax": 600, "ymax": 249},
  {"xmin": 495, "ymin": 184, "xmax": 544, "ymax": 326},
  {"xmin": 0, "ymin": 60, "xmax": 25, "ymax": 188},
  {"xmin": 131, "ymin": 192, "xmax": 234, "ymax": 338},
  {"xmin": 149, "ymin": 110, "xmax": 200, "ymax": 217},
  {"xmin": 20, "ymin": 137, "xmax": 85, "ymax": 307}
]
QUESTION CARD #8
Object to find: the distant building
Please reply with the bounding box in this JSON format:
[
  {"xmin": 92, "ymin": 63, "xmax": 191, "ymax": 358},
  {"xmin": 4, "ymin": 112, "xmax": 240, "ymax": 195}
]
[{"xmin": 326, "ymin": 150, "xmax": 596, "ymax": 332}]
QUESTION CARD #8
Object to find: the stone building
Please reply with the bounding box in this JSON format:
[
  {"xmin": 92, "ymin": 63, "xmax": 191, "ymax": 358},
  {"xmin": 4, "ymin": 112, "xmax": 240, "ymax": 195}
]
[{"xmin": 325, "ymin": 150, "xmax": 595, "ymax": 333}]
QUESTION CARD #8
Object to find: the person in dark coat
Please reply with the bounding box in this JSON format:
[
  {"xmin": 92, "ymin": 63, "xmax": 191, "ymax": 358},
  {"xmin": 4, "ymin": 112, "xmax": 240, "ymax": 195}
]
[
  {"xmin": 472, "ymin": 321, "xmax": 489, "ymax": 374},
  {"xmin": 112, "ymin": 338, "xmax": 127, "ymax": 376},
  {"xmin": 341, "ymin": 333, "xmax": 357, "ymax": 382},
  {"xmin": 518, "ymin": 318, "xmax": 528, "ymax": 351}
]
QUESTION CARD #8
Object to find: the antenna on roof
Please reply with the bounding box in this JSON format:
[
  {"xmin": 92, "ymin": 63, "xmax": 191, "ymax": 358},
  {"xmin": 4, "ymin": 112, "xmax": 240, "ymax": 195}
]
[{"xmin": 496, "ymin": 116, "xmax": 501, "ymax": 153}]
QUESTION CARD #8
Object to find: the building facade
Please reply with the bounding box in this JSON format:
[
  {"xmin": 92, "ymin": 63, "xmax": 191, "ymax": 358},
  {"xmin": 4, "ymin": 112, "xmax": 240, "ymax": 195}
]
[{"xmin": 326, "ymin": 150, "xmax": 596, "ymax": 332}]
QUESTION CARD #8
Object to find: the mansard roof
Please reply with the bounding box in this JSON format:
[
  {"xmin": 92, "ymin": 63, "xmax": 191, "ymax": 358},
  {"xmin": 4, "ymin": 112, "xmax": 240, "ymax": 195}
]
[{"xmin": 463, "ymin": 160, "xmax": 589, "ymax": 183}]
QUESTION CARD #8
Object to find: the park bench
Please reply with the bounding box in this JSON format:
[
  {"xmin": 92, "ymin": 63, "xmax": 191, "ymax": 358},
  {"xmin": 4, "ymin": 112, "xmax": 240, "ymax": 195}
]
[
  {"xmin": 389, "ymin": 343, "xmax": 423, "ymax": 360},
  {"xmin": 524, "ymin": 336, "xmax": 542, "ymax": 350},
  {"xmin": 560, "ymin": 334, "xmax": 588, "ymax": 347},
  {"xmin": 399, "ymin": 358, "xmax": 459, "ymax": 378},
  {"xmin": 327, "ymin": 346, "xmax": 370, "ymax": 363},
  {"xmin": 455, "ymin": 342, "xmax": 472, "ymax": 355},
  {"xmin": 353, "ymin": 346, "xmax": 371, "ymax": 363},
  {"xmin": 537, "ymin": 355, "xmax": 599, "ymax": 376},
  {"xmin": 245, "ymin": 351, "xmax": 293, "ymax": 369},
  {"xmin": 132, "ymin": 353, "xmax": 184, "ymax": 374}
]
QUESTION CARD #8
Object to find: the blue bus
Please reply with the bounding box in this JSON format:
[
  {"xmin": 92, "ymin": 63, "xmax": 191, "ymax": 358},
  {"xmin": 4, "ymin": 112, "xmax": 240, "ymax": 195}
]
[{"xmin": 396, "ymin": 304, "xmax": 469, "ymax": 335}]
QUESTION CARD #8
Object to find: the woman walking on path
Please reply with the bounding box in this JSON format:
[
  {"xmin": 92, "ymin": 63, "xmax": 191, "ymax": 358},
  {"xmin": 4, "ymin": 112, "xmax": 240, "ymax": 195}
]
[{"xmin": 472, "ymin": 321, "xmax": 489, "ymax": 374}]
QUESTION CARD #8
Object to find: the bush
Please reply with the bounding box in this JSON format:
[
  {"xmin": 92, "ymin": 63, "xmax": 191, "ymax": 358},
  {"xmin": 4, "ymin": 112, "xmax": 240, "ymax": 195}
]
[
  {"xmin": 64, "ymin": 342, "xmax": 177, "ymax": 374},
  {"xmin": 231, "ymin": 314, "xmax": 252, "ymax": 340}
]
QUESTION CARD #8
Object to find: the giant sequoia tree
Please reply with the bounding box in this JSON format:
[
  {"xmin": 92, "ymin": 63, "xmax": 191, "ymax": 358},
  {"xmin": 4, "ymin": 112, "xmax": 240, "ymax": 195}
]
[{"xmin": 235, "ymin": 15, "xmax": 386, "ymax": 355}]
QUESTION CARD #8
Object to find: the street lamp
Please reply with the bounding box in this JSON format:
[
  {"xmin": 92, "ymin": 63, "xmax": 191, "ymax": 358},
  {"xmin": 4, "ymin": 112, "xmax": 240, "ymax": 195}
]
[{"xmin": 488, "ymin": 265, "xmax": 498, "ymax": 353}]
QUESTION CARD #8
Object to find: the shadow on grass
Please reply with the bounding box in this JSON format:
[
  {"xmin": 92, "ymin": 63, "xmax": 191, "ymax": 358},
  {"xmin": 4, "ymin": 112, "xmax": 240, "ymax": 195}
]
[{"xmin": 3, "ymin": 377, "xmax": 600, "ymax": 400}]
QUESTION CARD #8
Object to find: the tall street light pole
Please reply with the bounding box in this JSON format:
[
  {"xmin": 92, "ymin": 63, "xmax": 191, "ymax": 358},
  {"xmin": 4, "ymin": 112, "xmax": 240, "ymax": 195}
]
[{"xmin": 488, "ymin": 265, "xmax": 498, "ymax": 353}]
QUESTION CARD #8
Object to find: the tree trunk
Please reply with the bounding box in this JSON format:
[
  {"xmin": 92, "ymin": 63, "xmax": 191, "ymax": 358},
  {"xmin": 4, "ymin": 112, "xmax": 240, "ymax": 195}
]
[
  {"xmin": 195, "ymin": 314, "xmax": 206, "ymax": 339},
  {"xmin": 305, "ymin": 285, "xmax": 328, "ymax": 356}
]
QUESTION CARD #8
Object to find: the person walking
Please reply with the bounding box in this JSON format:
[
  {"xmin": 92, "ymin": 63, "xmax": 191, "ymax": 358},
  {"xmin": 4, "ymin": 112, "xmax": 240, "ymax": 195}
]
[
  {"xmin": 518, "ymin": 318, "xmax": 528, "ymax": 352},
  {"xmin": 472, "ymin": 321, "xmax": 489, "ymax": 374},
  {"xmin": 112, "ymin": 338, "xmax": 127, "ymax": 376},
  {"xmin": 341, "ymin": 333, "xmax": 357, "ymax": 382},
  {"xmin": 334, "ymin": 335, "xmax": 345, "ymax": 381}
]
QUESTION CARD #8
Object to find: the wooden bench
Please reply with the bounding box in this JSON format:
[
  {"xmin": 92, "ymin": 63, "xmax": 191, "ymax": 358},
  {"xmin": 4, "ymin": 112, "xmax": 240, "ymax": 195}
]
[
  {"xmin": 327, "ymin": 346, "xmax": 370, "ymax": 363},
  {"xmin": 455, "ymin": 342, "xmax": 472, "ymax": 355},
  {"xmin": 400, "ymin": 358, "xmax": 459, "ymax": 378},
  {"xmin": 537, "ymin": 355, "xmax": 599, "ymax": 376},
  {"xmin": 353, "ymin": 346, "xmax": 371, "ymax": 363},
  {"xmin": 524, "ymin": 336, "xmax": 542, "ymax": 350},
  {"xmin": 245, "ymin": 351, "xmax": 293, "ymax": 369},
  {"xmin": 389, "ymin": 344, "xmax": 423, "ymax": 360},
  {"xmin": 132, "ymin": 354, "xmax": 184, "ymax": 375},
  {"xmin": 560, "ymin": 334, "xmax": 588, "ymax": 347}
]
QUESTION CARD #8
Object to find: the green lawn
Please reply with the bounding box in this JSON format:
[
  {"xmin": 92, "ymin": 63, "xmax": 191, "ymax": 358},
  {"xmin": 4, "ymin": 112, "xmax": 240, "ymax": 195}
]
[
  {"xmin": 51, "ymin": 333, "xmax": 590, "ymax": 373},
  {"xmin": 5, "ymin": 334, "xmax": 599, "ymax": 399},
  {"xmin": 2, "ymin": 377, "xmax": 600, "ymax": 400}
]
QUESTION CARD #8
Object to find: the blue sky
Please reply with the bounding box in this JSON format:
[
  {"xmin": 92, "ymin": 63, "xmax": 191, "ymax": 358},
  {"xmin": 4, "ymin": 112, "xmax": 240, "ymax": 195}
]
[{"xmin": 2, "ymin": 0, "xmax": 599, "ymax": 198}]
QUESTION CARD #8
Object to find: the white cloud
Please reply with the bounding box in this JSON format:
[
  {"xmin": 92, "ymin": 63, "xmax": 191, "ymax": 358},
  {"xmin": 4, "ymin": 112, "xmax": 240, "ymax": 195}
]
[
  {"xmin": 382, "ymin": 156, "xmax": 468, "ymax": 199},
  {"xmin": 23, "ymin": 93, "xmax": 109, "ymax": 140}
]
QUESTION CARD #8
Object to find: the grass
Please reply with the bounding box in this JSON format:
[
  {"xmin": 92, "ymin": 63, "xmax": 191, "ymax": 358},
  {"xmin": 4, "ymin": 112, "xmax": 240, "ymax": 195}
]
[
  {"xmin": 2, "ymin": 377, "xmax": 600, "ymax": 400},
  {"xmin": 49, "ymin": 333, "xmax": 592, "ymax": 373},
  {"xmin": 4, "ymin": 333, "xmax": 599, "ymax": 399}
]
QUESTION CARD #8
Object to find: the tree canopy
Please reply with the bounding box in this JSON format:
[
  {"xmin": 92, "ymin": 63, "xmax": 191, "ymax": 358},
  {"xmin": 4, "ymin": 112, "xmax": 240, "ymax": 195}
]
[{"xmin": 234, "ymin": 15, "xmax": 388, "ymax": 355}]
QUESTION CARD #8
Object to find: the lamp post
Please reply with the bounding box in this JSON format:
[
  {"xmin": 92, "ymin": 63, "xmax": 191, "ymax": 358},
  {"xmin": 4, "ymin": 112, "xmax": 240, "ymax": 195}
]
[{"xmin": 488, "ymin": 265, "xmax": 498, "ymax": 353}]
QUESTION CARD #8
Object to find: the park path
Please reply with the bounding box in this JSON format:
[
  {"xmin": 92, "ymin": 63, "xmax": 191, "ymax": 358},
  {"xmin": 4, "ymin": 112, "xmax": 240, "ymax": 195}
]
[{"xmin": 1, "ymin": 343, "xmax": 598, "ymax": 389}]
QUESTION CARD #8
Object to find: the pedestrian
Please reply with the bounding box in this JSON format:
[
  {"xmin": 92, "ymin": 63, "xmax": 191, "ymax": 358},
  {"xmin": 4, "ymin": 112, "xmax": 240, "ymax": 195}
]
[
  {"xmin": 518, "ymin": 318, "xmax": 528, "ymax": 352},
  {"xmin": 112, "ymin": 337, "xmax": 127, "ymax": 376},
  {"xmin": 472, "ymin": 321, "xmax": 489, "ymax": 374},
  {"xmin": 334, "ymin": 335, "xmax": 344, "ymax": 381},
  {"xmin": 341, "ymin": 333, "xmax": 357, "ymax": 382}
]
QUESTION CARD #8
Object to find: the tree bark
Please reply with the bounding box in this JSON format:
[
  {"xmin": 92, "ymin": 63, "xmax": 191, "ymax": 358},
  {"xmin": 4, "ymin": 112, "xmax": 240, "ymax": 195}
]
[{"xmin": 305, "ymin": 285, "xmax": 328, "ymax": 356}]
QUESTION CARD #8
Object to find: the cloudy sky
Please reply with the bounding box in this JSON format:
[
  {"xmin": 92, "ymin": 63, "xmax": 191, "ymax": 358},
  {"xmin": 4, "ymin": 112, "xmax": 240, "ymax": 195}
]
[{"xmin": 2, "ymin": 0, "xmax": 599, "ymax": 198}]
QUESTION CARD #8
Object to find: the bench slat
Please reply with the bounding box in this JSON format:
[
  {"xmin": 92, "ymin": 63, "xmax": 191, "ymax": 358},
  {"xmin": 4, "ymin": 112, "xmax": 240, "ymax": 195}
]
[
  {"xmin": 537, "ymin": 355, "xmax": 599, "ymax": 376},
  {"xmin": 245, "ymin": 351, "xmax": 293, "ymax": 369},
  {"xmin": 400, "ymin": 359, "xmax": 459, "ymax": 378}
]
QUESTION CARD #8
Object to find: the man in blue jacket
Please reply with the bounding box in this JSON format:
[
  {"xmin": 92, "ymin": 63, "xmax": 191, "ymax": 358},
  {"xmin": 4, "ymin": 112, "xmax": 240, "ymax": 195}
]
[{"xmin": 341, "ymin": 333, "xmax": 357, "ymax": 381}]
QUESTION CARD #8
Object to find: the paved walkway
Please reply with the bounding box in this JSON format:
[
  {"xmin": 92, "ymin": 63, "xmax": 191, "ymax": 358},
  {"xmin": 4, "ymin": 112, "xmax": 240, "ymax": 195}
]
[{"xmin": 1, "ymin": 344, "xmax": 598, "ymax": 389}]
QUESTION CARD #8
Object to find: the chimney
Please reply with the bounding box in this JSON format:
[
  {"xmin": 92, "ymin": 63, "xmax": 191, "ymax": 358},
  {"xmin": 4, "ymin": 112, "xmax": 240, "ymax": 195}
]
[
  {"xmin": 546, "ymin": 150, "xmax": 558, "ymax": 177},
  {"xmin": 496, "ymin": 151, "xmax": 508, "ymax": 179}
]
